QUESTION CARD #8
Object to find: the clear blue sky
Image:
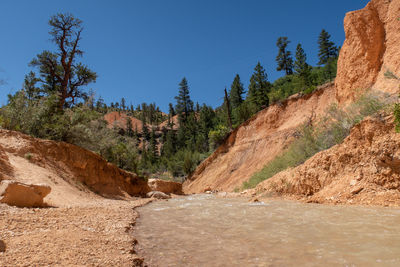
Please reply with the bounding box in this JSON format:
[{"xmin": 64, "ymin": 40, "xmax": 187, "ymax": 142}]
[{"xmin": 0, "ymin": 0, "xmax": 369, "ymax": 111}]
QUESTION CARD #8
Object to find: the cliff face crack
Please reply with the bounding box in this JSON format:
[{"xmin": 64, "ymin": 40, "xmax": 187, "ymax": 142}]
[{"xmin": 367, "ymin": 2, "xmax": 386, "ymax": 84}]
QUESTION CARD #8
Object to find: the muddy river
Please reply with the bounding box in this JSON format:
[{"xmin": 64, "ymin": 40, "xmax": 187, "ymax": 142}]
[{"xmin": 134, "ymin": 194, "xmax": 400, "ymax": 266}]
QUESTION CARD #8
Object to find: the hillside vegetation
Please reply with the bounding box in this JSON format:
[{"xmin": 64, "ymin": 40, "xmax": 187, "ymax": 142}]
[{"xmin": 0, "ymin": 12, "xmax": 340, "ymax": 181}]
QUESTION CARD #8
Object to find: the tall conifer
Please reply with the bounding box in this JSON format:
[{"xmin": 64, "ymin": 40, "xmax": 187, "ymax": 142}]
[
  {"xmin": 247, "ymin": 62, "xmax": 271, "ymax": 109},
  {"xmin": 229, "ymin": 74, "xmax": 245, "ymax": 109},
  {"xmin": 294, "ymin": 43, "xmax": 311, "ymax": 86},
  {"xmin": 276, "ymin": 37, "xmax": 294, "ymax": 75},
  {"xmin": 318, "ymin": 29, "xmax": 338, "ymax": 65}
]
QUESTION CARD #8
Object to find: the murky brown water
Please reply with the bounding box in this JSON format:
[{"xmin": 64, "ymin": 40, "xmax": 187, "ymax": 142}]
[{"xmin": 135, "ymin": 194, "xmax": 400, "ymax": 266}]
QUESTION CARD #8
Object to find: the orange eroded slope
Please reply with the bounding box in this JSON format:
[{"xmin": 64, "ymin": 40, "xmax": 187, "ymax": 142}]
[
  {"xmin": 0, "ymin": 129, "xmax": 149, "ymax": 207},
  {"xmin": 254, "ymin": 114, "xmax": 400, "ymax": 206},
  {"xmin": 184, "ymin": 83, "xmax": 336, "ymax": 193}
]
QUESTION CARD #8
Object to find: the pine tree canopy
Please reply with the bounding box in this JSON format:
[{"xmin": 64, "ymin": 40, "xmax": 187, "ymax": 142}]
[
  {"xmin": 23, "ymin": 71, "xmax": 41, "ymax": 101},
  {"xmin": 294, "ymin": 43, "xmax": 311, "ymax": 87},
  {"xmin": 276, "ymin": 37, "xmax": 294, "ymax": 75},
  {"xmin": 229, "ymin": 74, "xmax": 245, "ymax": 109},
  {"xmin": 318, "ymin": 29, "xmax": 338, "ymax": 65},
  {"xmin": 168, "ymin": 103, "xmax": 175, "ymax": 116},
  {"xmin": 294, "ymin": 43, "xmax": 309, "ymax": 74},
  {"xmin": 174, "ymin": 77, "xmax": 193, "ymax": 117},
  {"xmin": 247, "ymin": 62, "xmax": 270, "ymax": 109}
]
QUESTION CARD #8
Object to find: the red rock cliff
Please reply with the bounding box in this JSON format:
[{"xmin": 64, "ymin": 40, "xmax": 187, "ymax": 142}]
[{"xmin": 335, "ymin": 0, "xmax": 400, "ymax": 103}]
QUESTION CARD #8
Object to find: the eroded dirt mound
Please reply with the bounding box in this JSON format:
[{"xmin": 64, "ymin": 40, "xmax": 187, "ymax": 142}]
[
  {"xmin": 184, "ymin": 83, "xmax": 336, "ymax": 193},
  {"xmin": 253, "ymin": 114, "xmax": 400, "ymax": 206},
  {"xmin": 0, "ymin": 129, "xmax": 149, "ymax": 207},
  {"xmin": 335, "ymin": 0, "xmax": 400, "ymax": 103},
  {"xmin": 104, "ymin": 111, "xmax": 148, "ymax": 132}
]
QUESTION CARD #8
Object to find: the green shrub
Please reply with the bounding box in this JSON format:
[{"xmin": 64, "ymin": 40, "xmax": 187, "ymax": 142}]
[
  {"xmin": 384, "ymin": 70, "xmax": 400, "ymax": 132},
  {"xmin": 208, "ymin": 124, "xmax": 230, "ymax": 150},
  {"xmin": 394, "ymin": 102, "xmax": 400, "ymax": 132},
  {"xmin": 24, "ymin": 153, "xmax": 32, "ymax": 161}
]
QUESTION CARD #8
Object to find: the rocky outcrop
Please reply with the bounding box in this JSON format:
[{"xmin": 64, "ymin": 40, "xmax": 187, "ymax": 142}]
[
  {"xmin": 148, "ymin": 179, "xmax": 183, "ymax": 195},
  {"xmin": 183, "ymin": 84, "xmax": 336, "ymax": 193},
  {"xmin": 0, "ymin": 129, "xmax": 150, "ymax": 206},
  {"xmin": 146, "ymin": 191, "xmax": 171, "ymax": 199},
  {"xmin": 254, "ymin": 113, "xmax": 400, "ymax": 206},
  {"xmin": 335, "ymin": 0, "xmax": 400, "ymax": 103},
  {"xmin": 0, "ymin": 180, "xmax": 51, "ymax": 207}
]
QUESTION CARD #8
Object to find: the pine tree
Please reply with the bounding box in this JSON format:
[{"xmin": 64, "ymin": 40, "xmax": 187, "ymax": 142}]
[
  {"xmin": 95, "ymin": 96, "xmax": 105, "ymax": 112},
  {"xmin": 168, "ymin": 103, "xmax": 175, "ymax": 129},
  {"xmin": 184, "ymin": 112, "xmax": 198, "ymax": 150},
  {"xmin": 121, "ymin": 97, "xmax": 126, "ymax": 110},
  {"xmin": 148, "ymin": 127, "xmax": 158, "ymax": 164},
  {"xmin": 197, "ymin": 104, "xmax": 215, "ymax": 152},
  {"xmin": 141, "ymin": 120, "xmax": 150, "ymax": 142},
  {"xmin": 175, "ymin": 77, "xmax": 195, "ymax": 148},
  {"xmin": 294, "ymin": 43, "xmax": 311, "ymax": 86},
  {"xmin": 318, "ymin": 29, "xmax": 338, "ymax": 65},
  {"xmin": 126, "ymin": 118, "xmax": 133, "ymax": 137},
  {"xmin": 276, "ymin": 37, "xmax": 294, "ymax": 75},
  {"xmin": 247, "ymin": 62, "xmax": 271, "ymax": 109},
  {"xmin": 229, "ymin": 74, "xmax": 245, "ymax": 109},
  {"xmin": 162, "ymin": 129, "xmax": 176, "ymax": 157},
  {"xmin": 175, "ymin": 77, "xmax": 193, "ymax": 119},
  {"xmin": 23, "ymin": 71, "xmax": 41, "ymax": 101}
]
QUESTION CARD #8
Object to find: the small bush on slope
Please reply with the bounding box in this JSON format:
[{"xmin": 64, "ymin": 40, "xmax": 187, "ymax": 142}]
[
  {"xmin": 242, "ymin": 92, "xmax": 386, "ymax": 190},
  {"xmin": 384, "ymin": 70, "xmax": 400, "ymax": 132}
]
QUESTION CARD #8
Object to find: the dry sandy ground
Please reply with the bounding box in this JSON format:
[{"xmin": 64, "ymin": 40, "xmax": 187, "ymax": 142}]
[
  {"xmin": 0, "ymin": 128, "xmax": 153, "ymax": 265},
  {"xmin": 0, "ymin": 198, "xmax": 151, "ymax": 266}
]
